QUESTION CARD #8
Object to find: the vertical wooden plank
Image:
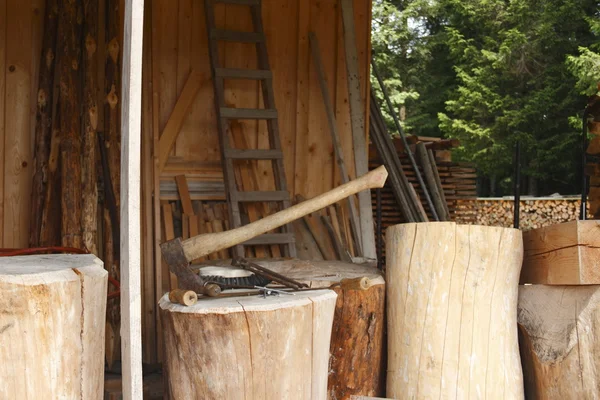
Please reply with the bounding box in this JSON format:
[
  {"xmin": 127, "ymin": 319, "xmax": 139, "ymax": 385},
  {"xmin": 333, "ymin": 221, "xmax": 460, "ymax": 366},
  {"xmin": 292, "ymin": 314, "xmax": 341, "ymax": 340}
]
[
  {"xmin": 340, "ymin": 0, "xmax": 375, "ymax": 259},
  {"xmin": 156, "ymin": 0, "xmax": 178, "ymax": 132},
  {"xmin": 161, "ymin": 203, "xmax": 177, "ymax": 289},
  {"xmin": 120, "ymin": 0, "xmax": 144, "ymax": 396},
  {"xmin": 176, "ymin": 0, "xmax": 192, "ymax": 96},
  {"xmin": 0, "ymin": 0, "xmax": 7, "ymax": 246},
  {"xmin": 306, "ymin": 0, "xmax": 336, "ymax": 198},
  {"xmin": 263, "ymin": 0, "xmax": 298, "ymax": 193},
  {"xmin": 4, "ymin": 0, "xmax": 33, "ymax": 247},
  {"xmin": 141, "ymin": 0, "xmax": 156, "ymax": 364},
  {"xmin": 30, "ymin": 0, "xmax": 45, "ymax": 140},
  {"xmin": 294, "ymin": 0, "xmax": 310, "ymax": 197}
]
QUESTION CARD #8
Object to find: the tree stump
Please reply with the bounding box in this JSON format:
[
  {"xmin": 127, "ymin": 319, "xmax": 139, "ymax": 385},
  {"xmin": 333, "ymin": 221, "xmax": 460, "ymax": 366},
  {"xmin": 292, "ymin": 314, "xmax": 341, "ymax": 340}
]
[
  {"xmin": 385, "ymin": 222, "xmax": 524, "ymax": 399},
  {"xmin": 159, "ymin": 288, "xmax": 337, "ymax": 399},
  {"xmin": 518, "ymin": 285, "xmax": 600, "ymax": 398},
  {"xmin": 0, "ymin": 254, "xmax": 107, "ymax": 399},
  {"xmin": 195, "ymin": 259, "xmax": 387, "ymax": 399}
]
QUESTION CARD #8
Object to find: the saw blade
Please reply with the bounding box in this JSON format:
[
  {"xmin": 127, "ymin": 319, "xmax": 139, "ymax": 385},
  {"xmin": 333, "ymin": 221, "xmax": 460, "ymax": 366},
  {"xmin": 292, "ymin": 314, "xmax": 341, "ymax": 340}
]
[{"xmin": 198, "ymin": 265, "xmax": 271, "ymax": 288}]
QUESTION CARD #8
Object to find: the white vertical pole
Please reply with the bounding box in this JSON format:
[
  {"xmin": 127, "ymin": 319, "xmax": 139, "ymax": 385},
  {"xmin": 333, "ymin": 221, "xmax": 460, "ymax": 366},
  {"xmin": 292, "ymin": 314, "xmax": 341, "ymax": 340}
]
[{"xmin": 120, "ymin": 0, "xmax": 144, "ymax": 398}]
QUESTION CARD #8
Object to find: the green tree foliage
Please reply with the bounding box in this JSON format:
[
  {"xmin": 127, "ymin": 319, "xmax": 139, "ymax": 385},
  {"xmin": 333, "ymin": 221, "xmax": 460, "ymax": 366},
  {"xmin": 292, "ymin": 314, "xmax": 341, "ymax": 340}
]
[{"xmin": 372, "ymin": 0, "xmax": 600, "ymax": 195}]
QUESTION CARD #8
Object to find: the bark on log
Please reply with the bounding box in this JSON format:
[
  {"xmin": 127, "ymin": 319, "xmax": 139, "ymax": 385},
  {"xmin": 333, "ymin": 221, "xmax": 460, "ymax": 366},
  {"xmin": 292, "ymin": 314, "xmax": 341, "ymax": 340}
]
[
  {"xmin": 159, "ymin": 289, "xmax": 337, "ymax": 400},
  {"xmin": 518, "ymin": 285, "xmax": 600, "ymax": 399},
  {"xmin": 194, "ymin": 259, "xmax": 386, "ymax": 399},
  {"xmin": 103, "ymin": 0, "xmax": 121, "ymax": 369},
  {"xmin": 82, "ymin": 0, "xmax": 99, "ymax": 255},
  {"xmin": 29, "ymin": 0, "xmax": 59, "ymax": 247},
  {"xmin": 58, "ymin": 0, "xmax": 83, "ymax": 248},
  {"xmin": 385, "ymin": 222, "xmax": 524, "ymax": 399},
  {"xmin": 0, "ymin": 254, "xmax": 107, "ymax": 399}
]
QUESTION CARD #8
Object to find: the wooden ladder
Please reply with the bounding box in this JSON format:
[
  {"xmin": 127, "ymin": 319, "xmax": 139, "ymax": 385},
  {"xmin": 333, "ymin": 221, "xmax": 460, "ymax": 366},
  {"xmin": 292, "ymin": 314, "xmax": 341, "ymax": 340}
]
[{"xmin": 204, "ymin": 0, "xmax": 296, "ymax": 258}]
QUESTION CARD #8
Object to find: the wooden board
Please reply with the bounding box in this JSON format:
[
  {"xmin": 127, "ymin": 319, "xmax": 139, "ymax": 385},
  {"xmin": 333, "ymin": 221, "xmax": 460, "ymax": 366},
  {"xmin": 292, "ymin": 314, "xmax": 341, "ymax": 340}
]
[{"xmin": 521, "ymin": 220, "xmax": 600, "ymax": 284}]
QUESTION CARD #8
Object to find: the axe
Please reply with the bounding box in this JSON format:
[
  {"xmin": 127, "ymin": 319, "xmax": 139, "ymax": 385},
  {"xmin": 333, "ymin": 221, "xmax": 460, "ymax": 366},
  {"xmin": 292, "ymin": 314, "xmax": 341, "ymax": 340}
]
[{"xmin": 160, "ymin": 165, "xmax": 388, "ymax": 296}]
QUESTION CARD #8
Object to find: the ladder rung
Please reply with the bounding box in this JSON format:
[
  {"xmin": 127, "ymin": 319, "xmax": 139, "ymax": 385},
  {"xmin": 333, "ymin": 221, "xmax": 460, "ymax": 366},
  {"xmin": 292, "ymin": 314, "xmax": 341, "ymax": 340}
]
[
  {"xmin": 221, "ymin": 108, "xmax": 278, "ymax": 120},
  {"xmin": 215, "ymin": 68, "xmax": 272, "ymax": 80},
  {"xmin": 242, "ymin": 233, "xmax": 296, "ymax": 246},
  {"xmin": 211, "ymin": 29, "xmax": 263, "ymax": 43},
  {"xmin": 236, "ymin": 191, "xmax": 289, "ymax": 202},
  {"xmin": 225, "ymin": 149, "xmax": 283, "ymax": 160},
  {"xmin": 211, "ymin": 0, "xmax": 259, "ymax": 5}
]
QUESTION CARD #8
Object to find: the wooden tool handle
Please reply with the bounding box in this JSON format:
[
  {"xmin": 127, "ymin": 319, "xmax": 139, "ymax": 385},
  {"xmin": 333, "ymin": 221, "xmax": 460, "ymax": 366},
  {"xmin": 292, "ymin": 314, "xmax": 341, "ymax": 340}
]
[
  {"xmin": 181, "ymin": 165, "xmax": 388, "ymax": 261},
  {"xmin": 169, "ymin": 289, "xmax": 198, "ymax": 306},
  {"xmin": 339, "ymin": 277, "xmax": 371, "ymax": 291}
]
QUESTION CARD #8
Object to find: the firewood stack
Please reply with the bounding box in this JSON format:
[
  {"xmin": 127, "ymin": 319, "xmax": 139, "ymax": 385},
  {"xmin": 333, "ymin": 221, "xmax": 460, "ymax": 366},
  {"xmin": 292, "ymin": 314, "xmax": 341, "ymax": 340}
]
[{"xmin": 454, "ymin": 198, "xmax": 590, "ymax": 230}]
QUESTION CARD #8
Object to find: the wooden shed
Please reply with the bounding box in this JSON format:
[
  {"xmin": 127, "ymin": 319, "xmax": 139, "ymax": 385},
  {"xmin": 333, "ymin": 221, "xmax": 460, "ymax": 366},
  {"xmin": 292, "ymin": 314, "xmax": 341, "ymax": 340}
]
[{"xmin": 0, "ymin": 0, "xmax": 374, "ymax": 395}]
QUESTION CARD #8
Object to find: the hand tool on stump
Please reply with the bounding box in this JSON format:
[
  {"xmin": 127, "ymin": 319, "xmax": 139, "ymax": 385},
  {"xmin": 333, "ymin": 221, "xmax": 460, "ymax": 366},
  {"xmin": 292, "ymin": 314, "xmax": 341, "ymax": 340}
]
[{"xmin": 160, "ymin": 165, "xmax": 389, "ymax": 296}]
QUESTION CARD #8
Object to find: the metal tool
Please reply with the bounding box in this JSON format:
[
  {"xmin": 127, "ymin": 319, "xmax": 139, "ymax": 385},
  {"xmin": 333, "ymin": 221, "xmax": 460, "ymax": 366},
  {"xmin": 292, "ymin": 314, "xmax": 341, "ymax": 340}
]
[{"xmin": 232, "ymin": 258, "xmax": 308, "ymax": 290}]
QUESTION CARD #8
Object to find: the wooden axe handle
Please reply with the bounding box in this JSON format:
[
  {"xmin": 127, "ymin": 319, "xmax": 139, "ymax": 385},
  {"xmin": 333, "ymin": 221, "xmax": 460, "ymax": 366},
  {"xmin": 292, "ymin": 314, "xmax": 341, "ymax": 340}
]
[{"xmin": 181, "ymin": 165, "xmax": 388, "ymax": 261}]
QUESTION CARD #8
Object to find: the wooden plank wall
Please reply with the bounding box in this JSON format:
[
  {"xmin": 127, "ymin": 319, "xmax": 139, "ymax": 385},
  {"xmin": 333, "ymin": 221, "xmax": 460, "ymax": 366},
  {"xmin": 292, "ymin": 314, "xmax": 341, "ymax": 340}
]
[
  {"xmin": 152, "ymin": 0, "xmax": 372, "ymax": 198},
  {"xmin": 0, "ymin": 0, "xmax": 45, "ymax": 247}
]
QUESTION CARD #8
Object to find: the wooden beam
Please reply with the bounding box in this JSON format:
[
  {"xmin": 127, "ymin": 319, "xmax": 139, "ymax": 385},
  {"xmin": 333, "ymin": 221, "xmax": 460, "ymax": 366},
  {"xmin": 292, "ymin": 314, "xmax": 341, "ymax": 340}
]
[
  {"xmin": 157, "ymin": 71, "xmax": 202, "ymax": 172},
  {"xmin": 120, "ymin": 0, "xmax": 144, "ymax": 397},
  {"xmin": 175, "ymin": 175, "xmax": 194, "ymax": 215},
  {"xmin": 340, "ymin": 0, "xmax": 376, "ymax": 259},
  {"xmin": 521, "ymin": 220, "xmax": 600, "ymax": 284}
]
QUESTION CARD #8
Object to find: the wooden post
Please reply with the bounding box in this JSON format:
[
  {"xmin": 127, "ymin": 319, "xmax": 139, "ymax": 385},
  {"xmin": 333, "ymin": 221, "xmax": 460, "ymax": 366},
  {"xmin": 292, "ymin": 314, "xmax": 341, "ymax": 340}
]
[
  {"xmin": 82, "ymin": 0, "xmax": 100, "ymax": 255},
  {"xmin": 29, "ymin": 0, "xmax": 59, "ymax": 247},
  {"xmin": 120, "ymin": 0, "xmax": 144, "ymax": 397},
  {"xmin": 0, "ymin": 254, "xmax": 107, "ymax": 399},
  {"xmin": 518, "ymin": 285, "xmax": 600, "ymax": 398},
  {"xmin": 340, "ymin": 0, "xmax": 376, "ymax": 260},
  {"xmin": 386, "ymin": 222, "xmax": 524, "ymax": 399},
  {"xmin": 159, "ymin": 289, "xmax": 337, "ymax": 399},
  {"xmin": 58, "ymin": 0, "xmax": 83, "ymax": 248}
]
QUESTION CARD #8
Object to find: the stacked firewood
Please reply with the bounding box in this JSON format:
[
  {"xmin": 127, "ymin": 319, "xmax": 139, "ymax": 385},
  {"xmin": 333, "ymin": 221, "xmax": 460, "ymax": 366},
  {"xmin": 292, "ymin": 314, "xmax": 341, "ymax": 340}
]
[{"xmin": 454, "ymin": 198, "xmax": 589, "ymax": 230}]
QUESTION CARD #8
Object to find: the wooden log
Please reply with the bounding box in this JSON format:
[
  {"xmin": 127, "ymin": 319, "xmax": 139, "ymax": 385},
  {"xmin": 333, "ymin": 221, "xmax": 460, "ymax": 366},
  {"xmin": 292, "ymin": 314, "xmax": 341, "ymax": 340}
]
[
  {"xmin": 82, "ymin": 0, "xmax": 99, "ymax": 255},
  {"xmin": 386, "ymin": 222, "xmax": 524, "ymax": 399},
  {"xmin": 29, "ymin": 0, "xmax": 59, "ymax": 247},
  {"xmin": 104, "ymin": 0, "xmax": 121, "ymax": 369},
  {"xmin": 0, "ymin": 254, "xmax": 107, "ymax": 399},
  {"xmin": 196, "ymin": 259, "xmax": 386, "ymax": 399},
  {"xmin": 518, "ymin": 285, "xmax": 600, "ymax": 399},
  {"xmin": 521, "ymin": 220, "xmax": 600, "ymax": 284},
  {"xmin": 58, "ymin": 0, "xmax": 83, "ymax": 248},
  {"xmin": 159, "ymin": 289, "xmax": 337, "ymax": 399}
]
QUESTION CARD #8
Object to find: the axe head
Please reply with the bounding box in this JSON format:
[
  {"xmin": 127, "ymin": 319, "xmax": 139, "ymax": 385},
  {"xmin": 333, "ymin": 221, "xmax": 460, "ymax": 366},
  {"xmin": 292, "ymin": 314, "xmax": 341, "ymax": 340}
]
[{"xmin": 160, "ymin": 237, "xmax": 214, "ymax": 294}]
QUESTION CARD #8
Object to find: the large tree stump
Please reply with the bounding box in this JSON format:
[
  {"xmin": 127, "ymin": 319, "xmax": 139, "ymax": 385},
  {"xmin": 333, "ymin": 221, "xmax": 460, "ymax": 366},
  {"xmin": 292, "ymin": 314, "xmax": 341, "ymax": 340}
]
[
  {"xmin": 195, "ymin": 259, "xmax": 387, "ymax": 399},
  {"xmin": 0, "ymin": 254, "xmax": 107, "ymax": 399},
  {"xmin": 518, "ymin": 285, "xmax": 600, "ymax": 398},
  {"xmin": 159, "ymin": 289, "xmax": 337, "ymax": 399},
  {"xmin": 386, "ymin": 222, "xmax": 524, "ymax": 399}
]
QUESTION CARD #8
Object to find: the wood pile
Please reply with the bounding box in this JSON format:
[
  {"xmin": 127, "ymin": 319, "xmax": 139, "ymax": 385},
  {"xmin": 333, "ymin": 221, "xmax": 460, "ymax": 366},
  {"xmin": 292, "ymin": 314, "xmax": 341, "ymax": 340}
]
[{"xmin": 454, "ymin": 198, "xmax": 590, "ymax": 230}]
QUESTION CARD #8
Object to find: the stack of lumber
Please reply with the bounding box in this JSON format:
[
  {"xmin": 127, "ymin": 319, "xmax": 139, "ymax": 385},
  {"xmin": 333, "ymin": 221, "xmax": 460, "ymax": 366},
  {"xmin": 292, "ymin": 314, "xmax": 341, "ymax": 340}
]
[{"xmin": 454, "ymin": 197, "xmax": 589, "ymax": 230}]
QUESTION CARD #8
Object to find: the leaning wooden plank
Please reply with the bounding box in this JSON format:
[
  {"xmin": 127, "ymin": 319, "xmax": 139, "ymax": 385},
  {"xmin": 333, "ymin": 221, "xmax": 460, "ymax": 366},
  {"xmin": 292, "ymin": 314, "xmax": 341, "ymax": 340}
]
[
  {"xmin": 428, "ymin": 149, "xmax": 451, "ymax": 219},
  {"xmin": 120, "ymin": 0, "xmax": 144, "ymax": 395},
  {"xmin": 339, "ymin": 0, "xmax": 376, "ymax": 259},
  {"xmin": 416, "ymin": 142, "xmax": 446, "ymax": 220},
  {"xmin": 322, "ymin": 215, "xmax": 352, "ymax": 262},
  {"xmin": 309, "ymin": 31, "xmax": 363, "ymax": 256},
  {"xmin": 175, "ymin": 175, "xmax": 194, "ymax": 215},
  {"xmin": 158, "ymin": 71, "xmax": 202, "ymax": 172},
  {"xmin": 521, "ymin": 220, "xmax": 600, "ymax": 284}
]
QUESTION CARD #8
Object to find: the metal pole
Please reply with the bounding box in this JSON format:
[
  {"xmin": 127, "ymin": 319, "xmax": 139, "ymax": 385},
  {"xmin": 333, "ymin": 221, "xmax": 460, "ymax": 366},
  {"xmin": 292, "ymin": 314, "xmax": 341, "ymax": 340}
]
[
  {"xmin": 513, "ymin": 141, "xmax": 521, "ymax": 229},
  {"xmin": 581, "ymin": 110, "xmax": 589, "ymax": 220},
  {"xmin": 376, "ymin": 188, "xmax": 383, "ymax": 270},
  {"xmin": 370, "ymin": 56, "xmax": 439, "ymax": 221}
]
